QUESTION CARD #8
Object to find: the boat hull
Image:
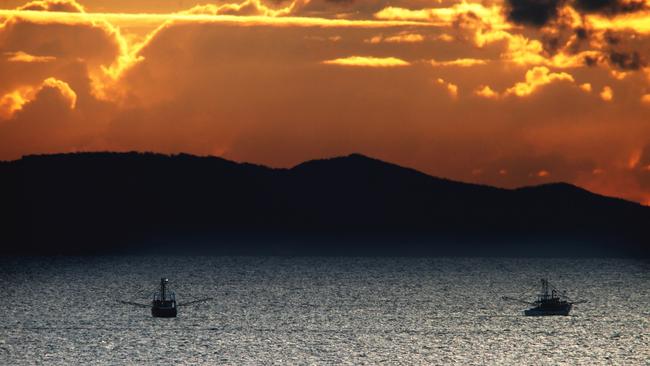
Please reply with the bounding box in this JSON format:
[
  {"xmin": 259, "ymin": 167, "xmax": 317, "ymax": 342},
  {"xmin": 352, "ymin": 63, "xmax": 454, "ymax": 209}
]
[
  {"xmin": 152, "ymin": 306, "xmax": 177, "ymax": 318},
  {"xmin": 524, "ymin": 304, "xmax": 572, "ymax": 316}
]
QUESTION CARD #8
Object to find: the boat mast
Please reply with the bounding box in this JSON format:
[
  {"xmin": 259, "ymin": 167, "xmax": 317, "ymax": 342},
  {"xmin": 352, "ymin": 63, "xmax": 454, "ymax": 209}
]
[
  {"xmin": 541, "ymin": 278, "xmax": 549, "ymax": 300},
  {"xmin": 160, "ymin": 278, "xmax": 167, "ymax": 300}
]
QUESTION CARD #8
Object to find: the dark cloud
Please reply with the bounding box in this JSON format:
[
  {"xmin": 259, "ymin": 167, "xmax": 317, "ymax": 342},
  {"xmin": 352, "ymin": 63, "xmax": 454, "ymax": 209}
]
[
  {"xmin": 506, "ymin": 0, "xmax": 648, "ymax": 27},
  {"xmin": 575, "ymin": 27, "xmax": 588, "ymax": 40},
  {"xmin": 574, "ymin": 0, "xmax": 646, "ymax": 14},
  {"xmin": 506, "ymin": 0, "xmax": 565, "ymax": 27},
  {"xmin": 609, "ymin": 51, "xmax": 644, "ymax": 70},
  {"xmin": 540, "ymin": 23, "xmax": 586, "ymax": 55},
  {"xmin": 605, "ymin": 32, "xmax": 620, "ymax": 45},
  {"xmin": 584, "ymin": 55, "xmax": 598, "ymax": 66},
  {"xmin": 543, "ymin": 36, "xmax": 561, "ymax": 53}
]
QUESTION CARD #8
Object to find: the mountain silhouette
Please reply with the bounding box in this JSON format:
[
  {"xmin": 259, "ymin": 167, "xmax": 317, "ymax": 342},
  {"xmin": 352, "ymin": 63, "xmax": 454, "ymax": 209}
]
[{"xmin": 0, "ymin": 152, "xmax": 647, "ymax": 256}]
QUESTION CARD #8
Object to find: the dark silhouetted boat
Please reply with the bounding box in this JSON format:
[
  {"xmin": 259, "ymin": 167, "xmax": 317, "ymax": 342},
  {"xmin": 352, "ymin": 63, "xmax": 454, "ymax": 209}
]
[
  {"xmin": 152, "ymin": 278, "xmax": 177, "ymax": 317},
  {"xmin": 119, "ymin": 278, "xmax": 212, "ymax": 317},
  {"xmin": 503, "ymin": 278, "xmax": 585, "ymax": 316}
]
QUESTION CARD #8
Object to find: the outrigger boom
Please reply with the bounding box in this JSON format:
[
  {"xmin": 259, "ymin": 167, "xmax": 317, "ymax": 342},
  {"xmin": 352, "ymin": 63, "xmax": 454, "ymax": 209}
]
[{"xmin": 118, "ymin": 278, "xmax": 213, "ymax": 317}]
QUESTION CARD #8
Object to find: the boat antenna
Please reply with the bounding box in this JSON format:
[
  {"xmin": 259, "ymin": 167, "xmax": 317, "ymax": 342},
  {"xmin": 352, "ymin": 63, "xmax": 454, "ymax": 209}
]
[{"xmin": 541, "ymin": 278, "xmax": 549, "ymax": 299}]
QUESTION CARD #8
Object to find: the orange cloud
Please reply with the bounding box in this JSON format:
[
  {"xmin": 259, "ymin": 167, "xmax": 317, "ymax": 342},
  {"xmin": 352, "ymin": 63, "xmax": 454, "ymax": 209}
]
[
  {"xmin": 436, "ymin": 78, "xmax": 458, "ymax": 98},
  {"xmin": 366, "ymin": 32, "xmax": 425, "ymax": 43},
  {"xmin": 0, "ymin": 77, "xmax": 75, "ymax": 119},
  {"xmin": 505, "ymin": 67, "xmax": 575, "ymax": 97},
  {"xmin": 183, "ymin": 0, "xmax": 299, "ymax": 17},
  {"xmin": 5, "ymin": 51, "xmax": 56, "ymax": 62},
  {"xmin": 430, "ymin": 58, "xmax": 488, "ymax": 67},
  {"xmin": 0, "ymin": 75, "xmax": 93, "ymax": 159},
  {"xmin": 0, "ymin": 8, "xmax": 434, "ymax": 28},
  {"xmin": 475, "ymin": 67, "xmax": 577, "ymax": 99},
  {"xmin": 373, "ymin": 7, "xmax": 435, "ymax": 22},
  {"xmin": 436, "ymin": 33, "xmax": 454, "ymax": 42},
  {"xmin": 586, "ymin": 12, "xmax": 650, "ymax": 35},
  {"xmin": 41, "ymin": 77, "xmax": 76, "ymax": 109},
  {"xmin": 383, "ymin": 32, "xmax": 424, "ymax": 43},
  {"xmin": 17, "ymin": 0, "xmax": 84, "ymax": 12},
  {"xmin": 374, "ymin": 3, "xmax": 602, "ymax": 72},
  {"xmin": 474, "ymin": 85, "xmax": 499, "ymax": 99},
  {"xmin": 365, "ymin": 35, "xmax": 383, "ymax": 44},
  {"xmin": 472, "ymin": 30, "xmax": 601, "ymax": 69},
  {"xmin": 600, "ymin": 86, "xmax": 614, "ymax": 102},
  {"xmin": 374, "ymin": 3, "xmax": 510, "ymax": 30},
  {"xmin": 322, "ymin": 56, "xmax": 410, "ymax": 67},
  {"xmin": 642, "ymin": 94, "xmax": 650, "ymax": 104},
  {"xmin": 0, "ymin": 88, "xmax": 31, "ymax": 119}
]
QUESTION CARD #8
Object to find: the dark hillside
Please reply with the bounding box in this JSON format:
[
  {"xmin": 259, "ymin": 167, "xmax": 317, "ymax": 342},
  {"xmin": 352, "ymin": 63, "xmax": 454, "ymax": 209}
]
[{"xmin": 0, "ymin": 152, "xmax": 647, "ymax": 256}]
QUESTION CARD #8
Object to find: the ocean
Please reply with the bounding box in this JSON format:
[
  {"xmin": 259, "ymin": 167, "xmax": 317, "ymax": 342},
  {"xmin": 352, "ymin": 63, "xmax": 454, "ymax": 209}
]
[{"xmin": 1, "ymin": 256, "xmax": 648, "ymax": 364}]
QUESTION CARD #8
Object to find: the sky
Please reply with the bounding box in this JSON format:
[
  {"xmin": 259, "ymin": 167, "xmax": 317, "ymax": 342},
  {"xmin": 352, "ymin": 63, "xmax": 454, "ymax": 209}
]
[{"xmin": 0, "ymin": 0, "xmax": 649, "ymax": 205}]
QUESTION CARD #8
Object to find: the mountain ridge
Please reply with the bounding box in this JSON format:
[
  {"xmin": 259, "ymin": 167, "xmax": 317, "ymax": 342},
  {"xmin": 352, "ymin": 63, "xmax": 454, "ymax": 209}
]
[
  {"xmin": 5, "ymin": 151, "xmax": 643, "ymax": 203},
  {"xmin": 0, "ymin": 151, "xmax": 647, "ymax": 256}
]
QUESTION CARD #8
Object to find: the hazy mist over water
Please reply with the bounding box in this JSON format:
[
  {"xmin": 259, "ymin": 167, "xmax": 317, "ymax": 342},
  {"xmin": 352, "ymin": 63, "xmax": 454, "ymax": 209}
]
[{"xmin": 1, "ymin": 256, "xmax": 648, "ymax": 364}]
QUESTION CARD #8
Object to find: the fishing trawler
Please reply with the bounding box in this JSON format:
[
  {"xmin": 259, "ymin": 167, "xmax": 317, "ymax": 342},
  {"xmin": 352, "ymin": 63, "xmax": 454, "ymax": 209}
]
[
  {"xmin": 503, "ymin": 278, "xmax": 585, "ymax": 316},
  {"xmin": 119, "ymin": 278, "xmax": 212, "ymax": 317},
  {"xmin": 152, "ymin": 278, "xmax": 177, "ymax": 317}
]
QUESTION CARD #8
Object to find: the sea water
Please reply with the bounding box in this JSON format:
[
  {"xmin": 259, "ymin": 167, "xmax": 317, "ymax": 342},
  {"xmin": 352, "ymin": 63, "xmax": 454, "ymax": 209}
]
[{"xmin": 0, "ymin": 256, "xmax": 648, "ymax": 364}]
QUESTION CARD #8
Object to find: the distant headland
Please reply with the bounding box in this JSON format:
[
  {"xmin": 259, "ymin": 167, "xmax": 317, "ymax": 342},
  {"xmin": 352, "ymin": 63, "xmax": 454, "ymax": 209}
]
[{"xmin": 0, "ymin": 152, "xmax": 648, "ymax": 257}]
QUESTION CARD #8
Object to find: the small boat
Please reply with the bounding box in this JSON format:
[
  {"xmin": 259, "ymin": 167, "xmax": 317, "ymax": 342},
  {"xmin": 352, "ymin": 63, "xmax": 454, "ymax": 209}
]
[
  {"xmin": 524, "ymin": 279, "xmax": 572, "ymax": 316},
  {"xmin": 152, "ymin": 278, "xmax": 177, "ymax": 318},
  {"xmin": 119, "ymin": 278, "xmax": 212, "ymax": 317},
  {"xmin": 503, "ymin": 278, "xmax": 585, "ymax": 316}
]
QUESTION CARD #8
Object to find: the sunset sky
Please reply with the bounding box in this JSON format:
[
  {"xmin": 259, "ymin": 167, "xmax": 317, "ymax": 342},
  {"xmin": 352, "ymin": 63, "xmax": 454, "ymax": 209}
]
[{"xmin": 0, "ymin": 0, "xmax": 649, "ymax": 204}]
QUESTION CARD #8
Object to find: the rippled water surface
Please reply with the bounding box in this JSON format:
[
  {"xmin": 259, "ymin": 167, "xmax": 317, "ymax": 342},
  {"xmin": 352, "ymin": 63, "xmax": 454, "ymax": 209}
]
[{"xmin": 0, "ymin": 257, "xmax": 648, "ymax": 364}]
